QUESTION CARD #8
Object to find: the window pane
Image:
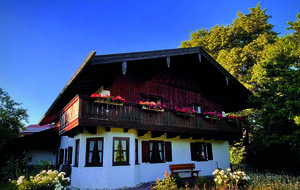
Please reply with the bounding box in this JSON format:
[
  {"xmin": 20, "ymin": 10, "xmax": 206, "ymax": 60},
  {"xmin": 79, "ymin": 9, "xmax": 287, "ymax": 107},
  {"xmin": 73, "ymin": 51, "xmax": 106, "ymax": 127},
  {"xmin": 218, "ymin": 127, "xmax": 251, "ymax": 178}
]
[
  {"xmin": 158, "ymin": 142, "xmax": 162, "ymax": 151},
  {"xmin": 89, "ymin": 152, "xmax": 93, "ymax": 163},
  {"xmin": 123, "ymin": 151, "xmax": 127, "ymax": 162},
  {"xmin": 98, "ymin": 141, "xmax": 102, "ymax": 151},
  {"xmin": 114, "ymin": 140, "xmax": 120, "ymax": 150},
  {"xmin": 89, "ymin": 141, "xmax": 95, "ymax": 151},
  {"xmin": 121, "ymin": 140, "xmax": 126, "ymax": 150},
  {"xmin": 114, "ymin": 152, "xmax": 118, "ymax": 162},
  {"xmin": 150, "ymin": 142, "xmax": 153, "ymax": 151},
  {"xmin": 99, "ymin": 152, "xmax": 102, "ymax": 163},
  {"xmin": 159, "ymin": 152, "xmax": 162, "ymax": 160}
]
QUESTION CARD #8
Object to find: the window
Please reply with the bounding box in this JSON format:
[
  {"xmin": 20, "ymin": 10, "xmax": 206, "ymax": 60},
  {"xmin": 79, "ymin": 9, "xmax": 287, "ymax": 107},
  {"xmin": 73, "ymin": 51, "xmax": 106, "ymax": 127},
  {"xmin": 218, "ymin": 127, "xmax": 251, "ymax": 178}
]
[
  {"xmin": 74, "ymin": 139, "xmax": 79, "ymax": 167},
  {"xmin": 190, "ymin": 142, "xmax": 213, "ymax": 161},
  {"xmin": 64, "ymin": 148, "xmax": 68, "ymax": 164},
  {"xmin": 68, "ymin": 147, "xmax": 73, "ymax": 164},
  {"xmin": 59, "ymin": 149, "xmax": 64, "ymax": 165},
  {"xmin": 142, "ymin": 141, "xmax": 172, "ymax": 163},
  {"xmin": 192, "ymin": 104, "xmax": 202, "ymax": 114},
  {"xmin": 135, "ymin": 139, "xmax": 138, "ymax": 165},
  {"xmin": 86, "ymin": 137, "xmax": 103, "ymax": 167},
  {"xmin": 113, "ymin": 137, "xmax": 129, "ymax": 166}
]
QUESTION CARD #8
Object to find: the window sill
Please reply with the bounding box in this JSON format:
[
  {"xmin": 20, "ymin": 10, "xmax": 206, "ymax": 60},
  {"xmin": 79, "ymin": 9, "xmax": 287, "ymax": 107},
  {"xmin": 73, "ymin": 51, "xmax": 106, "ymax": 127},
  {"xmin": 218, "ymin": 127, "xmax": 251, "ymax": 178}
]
[
  {"xmin": 84, "ymin": 164, "xmax": 103, "ymax": 167},
  {"xmin": 113, "ymin": 163, "xmax": 130, "ymax": 166}
]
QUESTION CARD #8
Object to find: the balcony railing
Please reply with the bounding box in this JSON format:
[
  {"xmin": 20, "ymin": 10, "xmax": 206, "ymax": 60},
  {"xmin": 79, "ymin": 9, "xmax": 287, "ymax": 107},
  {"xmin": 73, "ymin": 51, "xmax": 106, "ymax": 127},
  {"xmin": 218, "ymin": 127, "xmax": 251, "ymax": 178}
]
[{"xmin": 59, "ymin": 95, "xmax": 241, "ymax": 138}]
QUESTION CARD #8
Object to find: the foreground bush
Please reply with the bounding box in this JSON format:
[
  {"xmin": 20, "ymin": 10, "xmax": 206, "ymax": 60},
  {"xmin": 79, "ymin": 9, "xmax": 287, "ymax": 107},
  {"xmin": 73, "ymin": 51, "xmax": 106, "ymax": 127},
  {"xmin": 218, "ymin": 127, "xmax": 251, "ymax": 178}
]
[
  {"xmin": 213, "ymin": 168, "xmax": 250, "ymax": 189},
  {"xmin": 248, "ymin": 172, "xmax": 300, "ymax": 190},
  {"xmin": 11, "ymin": 169, "xmax": 69, "ymax": 190}
]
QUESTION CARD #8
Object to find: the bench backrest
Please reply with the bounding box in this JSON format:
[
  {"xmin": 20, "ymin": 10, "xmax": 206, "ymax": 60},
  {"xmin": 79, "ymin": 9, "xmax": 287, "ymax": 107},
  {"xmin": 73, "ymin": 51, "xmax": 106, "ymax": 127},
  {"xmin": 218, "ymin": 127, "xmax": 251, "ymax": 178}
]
[{"xmin": 169, "ymin": 163, "xmax": 195, "ymax": 171}]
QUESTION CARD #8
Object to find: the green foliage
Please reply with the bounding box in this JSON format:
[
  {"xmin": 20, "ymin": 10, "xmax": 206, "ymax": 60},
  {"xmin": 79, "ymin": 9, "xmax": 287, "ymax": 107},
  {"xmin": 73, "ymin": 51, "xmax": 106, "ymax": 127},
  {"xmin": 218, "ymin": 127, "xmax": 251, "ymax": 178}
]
[
  {"xmin": 0, "ymin": 88, "xmax": 28, "ymax": 151},
  {"xmin": 11, "ymin": 169, "xmax": 69, "ymax": 190},
  {"xmin": 1, "ymin": 156, "xmax": 56, "ymax": 183},
  {"xmin": 181, "ymin": 3, "xmax": 278, "ymax": 94},
  {"xmin": 247, "ymin": 15, "xmax": 300, "ymax": 171},
  {"xmin": 230, "ymin": 142, "xmax": 244, "ymax": 164},
  {"xmin": 196, "ymin": 176, "xmax": 215, "ymax": 190},
  {"xmin": 248, "ymin": 172, "xmax": 300, "ymax": 189},
  {"xmin": 1, "ymin": 156, "xmax": 29, "ymax": 182},
  {"xmin": 151, "ymin": 171, "xmax": 178, "ymax": 190},
  {"xmin": 181, "ymin": 2, "xmax": 300, "ymax": 172}
]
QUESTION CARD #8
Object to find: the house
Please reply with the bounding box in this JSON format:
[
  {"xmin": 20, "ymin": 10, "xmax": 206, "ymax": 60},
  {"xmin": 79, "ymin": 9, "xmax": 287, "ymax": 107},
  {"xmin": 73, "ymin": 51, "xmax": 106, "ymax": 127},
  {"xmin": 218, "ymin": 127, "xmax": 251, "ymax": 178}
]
[
  {"xmin": 39, "ymin": 47, "xmax": 251, "ymax": 189},
  {"xmin": 7, "ymin": 124, "xmax": 60, "ymax": 165}
]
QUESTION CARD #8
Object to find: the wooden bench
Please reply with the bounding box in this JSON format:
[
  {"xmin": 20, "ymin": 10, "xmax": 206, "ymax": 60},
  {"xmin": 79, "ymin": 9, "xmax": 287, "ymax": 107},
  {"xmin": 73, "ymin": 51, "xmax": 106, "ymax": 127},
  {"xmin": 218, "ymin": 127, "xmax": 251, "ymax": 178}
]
[{"xmin": 169, "ymin": 163, "xmax": 200, "ymax": 179}]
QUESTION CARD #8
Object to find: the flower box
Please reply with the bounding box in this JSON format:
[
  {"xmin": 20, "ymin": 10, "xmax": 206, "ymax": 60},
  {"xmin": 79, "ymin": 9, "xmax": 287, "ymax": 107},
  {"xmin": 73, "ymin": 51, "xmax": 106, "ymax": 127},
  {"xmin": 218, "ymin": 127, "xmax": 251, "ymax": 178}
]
[
  {"xmin": 139, "ymin": 101, "xmax": 166, "ymax": 112},
  {"xmin": 203, "ymin": 111, "xmax": 223, "ymax": 120},
  {"xmin": 91, "ymin": 94, "xmax": 125, "ymax": 106},
  {"xmin": 174, "ymin": 107, "xmax": 197, "ymax": 117},
  {"xmin": 176, "ymin": 112, "xmax": 195, "ymax": 117}
]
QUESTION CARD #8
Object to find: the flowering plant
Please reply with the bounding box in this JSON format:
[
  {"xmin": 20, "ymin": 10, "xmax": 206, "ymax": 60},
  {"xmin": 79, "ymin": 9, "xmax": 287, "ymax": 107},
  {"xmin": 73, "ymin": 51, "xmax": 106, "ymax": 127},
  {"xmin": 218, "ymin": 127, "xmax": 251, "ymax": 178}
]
[
  {"xmin": 91, "ymin": 94, "xmax": 125, "ymax": 104},
  {"xmin": 11, "ymin": 169, "xmax": 69, "ymax": 190},
  {"xmin": 112, "ymin": 95, "xmax": 125, "ymax": 103},
  {"xmin": 91, "ymin": 93, "xmax": 112, "ymax": 100},
  {"xmin": 226, "ymin": 114, "xmax": 242, "ymax": 120},
  {"xmin": 203, "ymin": 111, "xmax": 223, "ymax": 119},
  {"xmin": 175, "ymin": 107, "xmax": 197, "ymax": 116},
  {"xmin": 213, "ymin": 168, "xmax": 250, "ymax": 189},
  {"xmin": 139, "ymin": 101, "xmax": 166, "ymax": 110}
]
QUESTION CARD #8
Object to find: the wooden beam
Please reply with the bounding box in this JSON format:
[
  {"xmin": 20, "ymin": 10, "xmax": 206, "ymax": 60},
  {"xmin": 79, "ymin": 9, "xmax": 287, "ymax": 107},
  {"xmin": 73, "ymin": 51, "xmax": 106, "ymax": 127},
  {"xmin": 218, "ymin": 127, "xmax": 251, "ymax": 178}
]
[
  {"xmin": 123, "ymin": 128, "xmax": 129, "ymax": 133},
  {"xmin": 192, "ymin": 135, "xmax": 203, "ymax": 140},
  {"xmin": 151, "ymin": 131, "xmax": 165, "ymax": 138},
  {"xmin": 166, "ymin": 132, "xmax": 179, "ymax": 139},
  {"xmin": 78, "ymin": 126, "xmax": 84, "ymax": 134},
  {"xmin": 85, "ymin": 126, "xmax": 97, "ymax": 134},
  {"xmin": 106, "ymin": 127, "xmax": 111, "ymax": 132},
  {"xmin": 180, "ymin": 134, "xmax": 192, "ymax": 139},
  {"xmin": 138, "ymin": 129, "xmax": 148, "ymax": 137}
]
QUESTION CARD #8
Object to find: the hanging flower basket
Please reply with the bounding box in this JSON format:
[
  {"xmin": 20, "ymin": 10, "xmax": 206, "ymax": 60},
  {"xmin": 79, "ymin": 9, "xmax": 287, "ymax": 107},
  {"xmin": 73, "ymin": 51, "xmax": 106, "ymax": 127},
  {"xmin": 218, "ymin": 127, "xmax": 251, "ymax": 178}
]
[
  {"xmin": 91, "ymin": 94, "xmax": 125, "ymax": 106},
  {"xmin": 174, "ymin": 107, "xmax": 197, "ymax": 117},
  {"xmin": 203, "ymin": 111, "xmax": 223, "ymax": 120},
  {"xmin": 139, "ymin": 101, "xmax": 166, "ymax": 112}
]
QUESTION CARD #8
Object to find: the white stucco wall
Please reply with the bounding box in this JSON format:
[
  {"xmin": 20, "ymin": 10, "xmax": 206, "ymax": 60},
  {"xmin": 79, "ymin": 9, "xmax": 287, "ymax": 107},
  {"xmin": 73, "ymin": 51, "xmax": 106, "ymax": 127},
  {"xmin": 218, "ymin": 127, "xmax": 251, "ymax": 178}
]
[
  {"xmin": 59, "ymin": 135, "xmax": 74, "ymax": 149},
  {"xmin": 25, "ymin": 149, "xmax": 56, "ymax": 164},
  {"xmin": 70, "ymin": 127, "xmax": 231, "ymax": 189}
]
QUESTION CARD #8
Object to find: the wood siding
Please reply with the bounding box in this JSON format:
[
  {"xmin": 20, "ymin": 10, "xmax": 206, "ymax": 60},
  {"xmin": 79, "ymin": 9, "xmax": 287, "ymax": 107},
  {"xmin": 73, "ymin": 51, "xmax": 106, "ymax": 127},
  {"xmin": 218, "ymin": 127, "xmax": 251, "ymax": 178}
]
[{"xmin": 107, "ymin": 71, "xmax": 223, "ymax": 113}]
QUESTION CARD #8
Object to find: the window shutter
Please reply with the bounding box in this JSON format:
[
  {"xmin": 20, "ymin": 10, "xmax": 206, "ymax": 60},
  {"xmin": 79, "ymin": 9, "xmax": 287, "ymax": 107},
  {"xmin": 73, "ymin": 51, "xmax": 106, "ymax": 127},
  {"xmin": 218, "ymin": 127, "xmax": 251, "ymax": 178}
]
[
  {"xmin": 207, "ymin": 143, "xmax": 213, "ymax": 160},
  {"xmin": 165, "ymin": 141, "xmax": 172, "ymax": 162},
  {"xmin": 142, "ymin": 141, "xmax": 150, "ymax": 163},
  {"xmin": 190, "ymin": 142, "xmax": 197, "ymax": 161}
]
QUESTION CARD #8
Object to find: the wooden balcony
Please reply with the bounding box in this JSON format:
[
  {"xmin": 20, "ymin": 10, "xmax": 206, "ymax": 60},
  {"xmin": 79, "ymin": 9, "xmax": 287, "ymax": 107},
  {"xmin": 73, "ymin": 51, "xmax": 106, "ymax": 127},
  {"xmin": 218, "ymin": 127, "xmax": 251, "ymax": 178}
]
[{"xmin": 59, "ymin": 95, "xmax": 242, "ymax": 140}]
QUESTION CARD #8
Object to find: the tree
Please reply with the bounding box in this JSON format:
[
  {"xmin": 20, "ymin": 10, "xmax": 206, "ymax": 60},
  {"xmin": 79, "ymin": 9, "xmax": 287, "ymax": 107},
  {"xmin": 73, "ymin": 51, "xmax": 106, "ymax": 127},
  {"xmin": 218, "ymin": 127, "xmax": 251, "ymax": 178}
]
[
  {"xmin": 247, "ymin": 15, "xmax": 300, "ymax": 171},
  {"xmin": 181, "ymin": 3, "xmax": 277, "ymax": 94},
  {"xmin": 0, "ymin": 88, "xmax": 28, "ymax": 151}
]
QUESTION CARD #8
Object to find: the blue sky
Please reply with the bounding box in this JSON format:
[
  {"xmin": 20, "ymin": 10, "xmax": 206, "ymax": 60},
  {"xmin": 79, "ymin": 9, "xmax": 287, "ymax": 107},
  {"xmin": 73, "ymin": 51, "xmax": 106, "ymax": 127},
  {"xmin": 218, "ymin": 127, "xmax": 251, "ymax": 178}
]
[{"xmin": 0, "ymin": 0, "xmax": 299, "ymax": 125}]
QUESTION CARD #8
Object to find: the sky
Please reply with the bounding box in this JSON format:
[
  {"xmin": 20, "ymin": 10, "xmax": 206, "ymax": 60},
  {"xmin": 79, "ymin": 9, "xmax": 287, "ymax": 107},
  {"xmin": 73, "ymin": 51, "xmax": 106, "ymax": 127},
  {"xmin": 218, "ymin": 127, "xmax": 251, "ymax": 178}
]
[{"xmin": 0, "ymin": 0, "xmax": 299, "ymax": 125}]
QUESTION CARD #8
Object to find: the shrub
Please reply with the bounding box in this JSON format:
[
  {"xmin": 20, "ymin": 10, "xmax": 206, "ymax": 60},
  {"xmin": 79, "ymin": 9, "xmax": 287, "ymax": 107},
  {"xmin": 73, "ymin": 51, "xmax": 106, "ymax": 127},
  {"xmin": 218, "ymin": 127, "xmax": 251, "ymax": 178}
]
[
  {"xmin": 213, "ymin": 168, "xmax": 250, "ymax": 189},
  {"xmin": 196, "ymin": 176, "xmax": 215, "ymax": 190},
  {"xmin": 150, "ymin": 171, "xmax": 178, "ymax": 190},
  {"xmin": 11, "ymin": 169, "xmax": 69, "ymax": 190}
]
